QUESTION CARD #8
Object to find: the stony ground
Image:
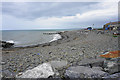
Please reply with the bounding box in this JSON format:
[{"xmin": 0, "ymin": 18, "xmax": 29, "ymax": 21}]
[{"xmin": 1, "ymin": 30, "xmax": 119, "ymax": 78}]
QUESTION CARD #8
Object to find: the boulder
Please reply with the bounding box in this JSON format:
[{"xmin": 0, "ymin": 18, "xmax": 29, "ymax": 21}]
[
  {"xmin": 77, "ymin": 58, "xmax": 105, "ymax": 68},
  {"xmin": 102, "ymin": 72, "xmax": 120, "ymax": 78},
  {"xmin": 48, "ymin": 60, "xmax": 68, "ymax": 78},
  {"xmin": 92, "ymin": 67, "xmax": 103, "ymax": 71},
  {"xmin": 65, "ymin": 66, "xmax": 109, "ymax": 78},
  {"xmin": 2, "ymin": 69, "xmax": 15, "ymax": 78},
  {"xmin": 0, "ymin": 41, "xmax": 14, "ymax": 48},
  {"xmin": 16, "ymin": 63, "xmax": 55, "ymax": 78},
  {"xmin": 48, "ymin": 60, "xmax": 68, "ymax": 69},
  {"xmin": 103, "ymin": 58, "xmax": 120, "ymax": 74},
  {"xmin": 99, "ymin": 50, "xmax": 120, "ymax": 74}
]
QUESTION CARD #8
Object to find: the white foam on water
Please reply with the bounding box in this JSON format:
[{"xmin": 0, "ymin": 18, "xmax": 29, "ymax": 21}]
[
  {"xmin": 6, "ymin": 40, "xmax": 20, "ymax": 46},
  {"xmin": 50, "ymin": 34, "xmax": 61, "ymax": 42},
  {"xmin": 6, "ymin": 40, "xmax": 14, "ymax": 43},
  {"xmin": 3, "ymin": 30, "xmax": 63, "ymax": 47}
]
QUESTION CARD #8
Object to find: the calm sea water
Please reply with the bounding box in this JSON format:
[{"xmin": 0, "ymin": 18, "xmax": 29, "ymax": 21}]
[{"xmin": 2, "ymin": 30, "xmax": 62, "ymax": 47}]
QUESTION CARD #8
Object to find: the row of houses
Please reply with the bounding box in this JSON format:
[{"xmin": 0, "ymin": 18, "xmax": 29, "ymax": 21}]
[{"xmin": 103, "ymin": 21, "xmax": 120, "ymax": 30}]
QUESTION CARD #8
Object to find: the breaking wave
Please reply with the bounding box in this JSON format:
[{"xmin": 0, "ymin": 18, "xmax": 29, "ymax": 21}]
[{"xmin": 50, "ymin": 34, "xmax": 61, "ymax": 42}]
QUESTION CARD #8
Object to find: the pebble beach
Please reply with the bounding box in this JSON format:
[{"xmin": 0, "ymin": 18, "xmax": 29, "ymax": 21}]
[{"xmin": 1, "ymin": 29, "xmax": 120, "ymax": 78}]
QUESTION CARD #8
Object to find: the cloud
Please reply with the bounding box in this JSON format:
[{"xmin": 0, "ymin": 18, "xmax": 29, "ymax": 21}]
[
  {"xmin": 29, "ymin": 2, "xmax": 118, "ymax": 29},
  {"xmin": 2, "ymin": 2, "xmax": 99, "ymax": 19},
  {"xmin": 1, "ymin": 0, "xmax": 120, "ymax": 2},
  {"xmin": 2, "ymin": 1, "xmax": 119, "ymax": 30}
]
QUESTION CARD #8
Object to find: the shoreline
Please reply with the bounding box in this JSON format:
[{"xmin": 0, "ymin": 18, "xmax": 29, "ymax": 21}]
[
  {"xmin": 1, "ymin": 29, "xmax": 105, "ymax": 50},
  {"xmin": 1, "ymin": 29, "xmax": 119, "ymax": 78},
  {"xmin": 2, "ymin": 30, "xmax": 78, "ymax": 50},
  {"xmin": 1, "ymin": 30, "xmax": 63, "ymax": 49}
]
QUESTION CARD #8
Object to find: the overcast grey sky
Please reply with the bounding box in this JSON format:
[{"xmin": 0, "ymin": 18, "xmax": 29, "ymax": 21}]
[{"xmin": 2, "ymin": 1, "xmax": 118, "ymax": 30}]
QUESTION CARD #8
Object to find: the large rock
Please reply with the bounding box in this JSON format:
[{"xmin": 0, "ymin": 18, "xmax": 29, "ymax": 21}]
[
  {"xmin": 16, "ymin": 61, "xmax": 68, "ymax": 78},
  {"xmin": 48, "ymin": 60, "xmax": 68, "ymax": 69},
  {"xmin": 102, "ymin": 73, "xmax": 120, "ymax": 78},
  {"xmin": 103, "ymin": 58, "xmax": 120, "ymax": 74},
  {"xmin": 48, "ymin": 60, "xmax": 68, "ymax": 77},
  {"xmin": 77, "ymin": 58, "xmax": 105, "ymax": 67},
  {"xmin": 16, "ymin": 63, "xmax": 55, "ymax": 78},
  {"xmin": 0, "ymin": 41, "xmax": 14, "ymax": 48},
  {"xmin": 65, "ymin": 66, "xmax": 109, "ymax": 78},
  {"xmin": 2, "ymin": 69, "xmax": 15, "ymax": 78}
]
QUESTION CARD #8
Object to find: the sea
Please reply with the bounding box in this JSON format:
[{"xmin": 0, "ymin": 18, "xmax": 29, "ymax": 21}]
[{"xmin": 1, "ymin": 30, "xmax": 64, "ymax": 47}]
